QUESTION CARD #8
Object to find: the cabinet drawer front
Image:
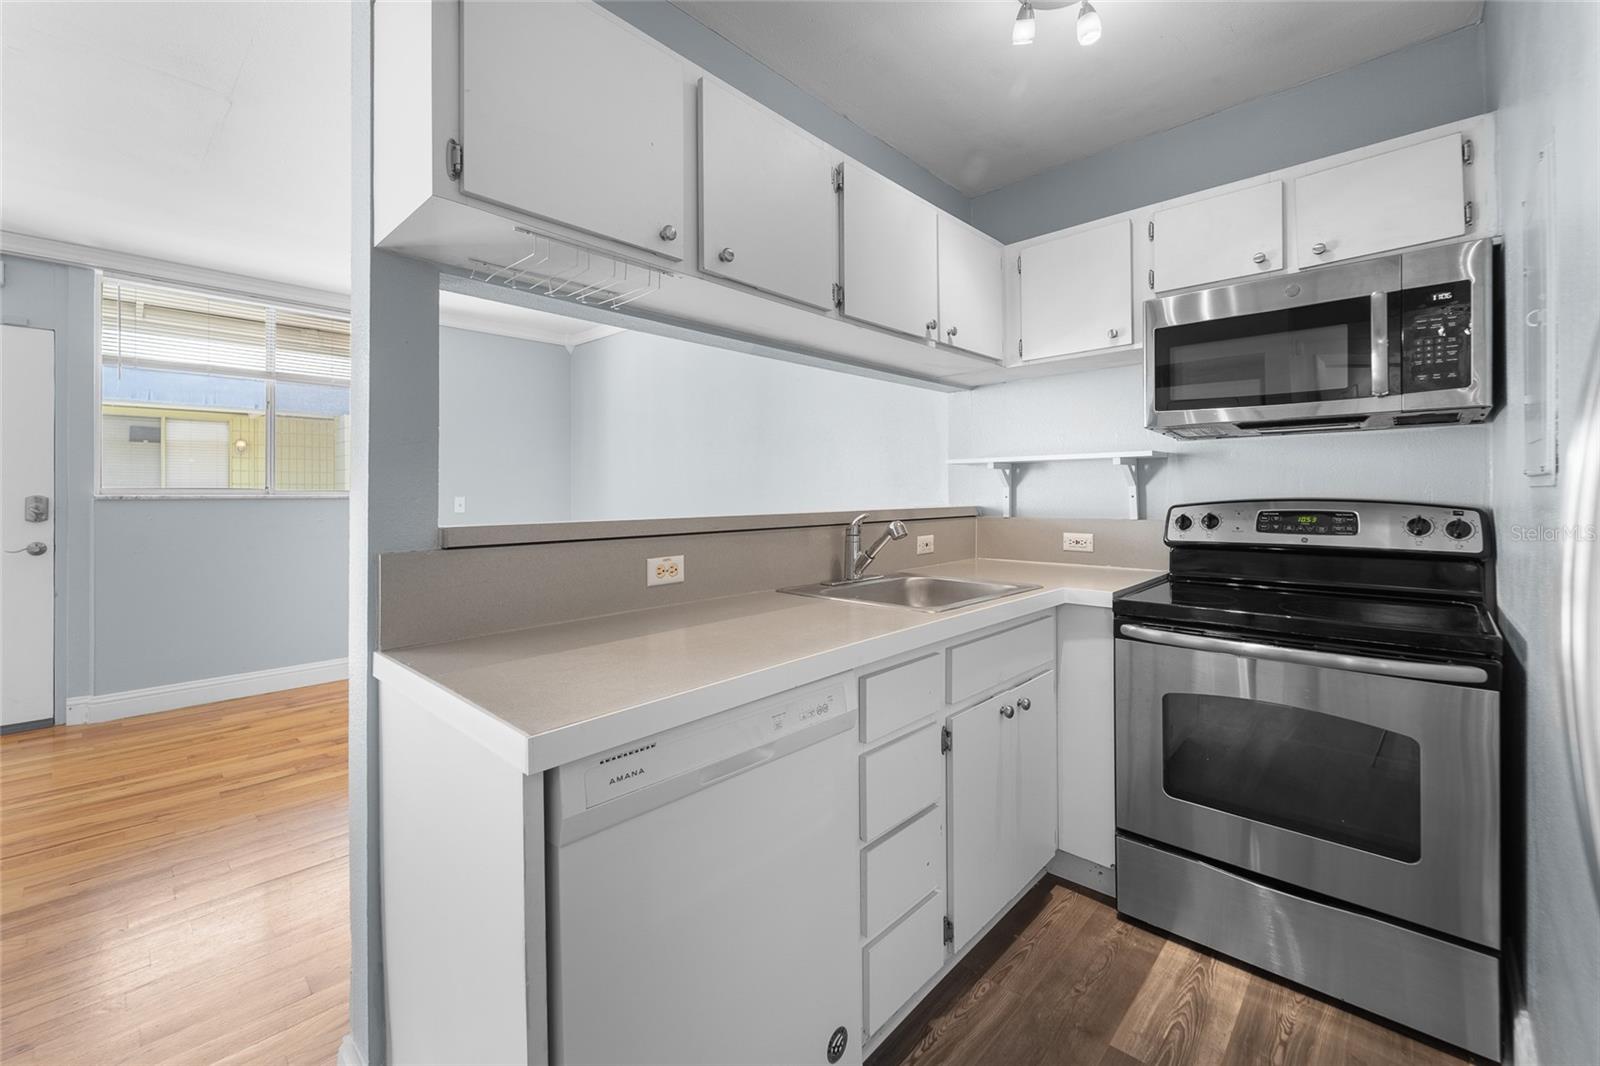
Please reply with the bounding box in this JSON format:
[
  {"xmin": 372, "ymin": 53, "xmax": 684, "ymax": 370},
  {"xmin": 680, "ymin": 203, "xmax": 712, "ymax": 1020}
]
[
  {"xmin": 948, "ymin": 616, "xmax": 1054, "ymax": 705},
  {"xmin": 861, "ymin": 654, "xmax": 943, "ymax": 744},
  {"xmin": 865, "ymin": 890, "xmax": 945, "ymax": 1036},
  {"xmin": 863, "ymin": 806, "xmax": 944, "ymax": 939},
  {"xmin": 861, "ymin": 724, "xmax": 942, "ymax": 842}
]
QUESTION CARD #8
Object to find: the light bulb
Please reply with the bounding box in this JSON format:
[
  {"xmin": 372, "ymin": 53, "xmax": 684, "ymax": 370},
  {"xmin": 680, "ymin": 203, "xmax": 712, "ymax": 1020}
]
[
  {"xmin": 1077, "ymin": 0, "xmax": 1102, "ymax": 45},
  {"xmin": 1013, "ymin": 1, "xmax": 1036, "ymax": 46}
]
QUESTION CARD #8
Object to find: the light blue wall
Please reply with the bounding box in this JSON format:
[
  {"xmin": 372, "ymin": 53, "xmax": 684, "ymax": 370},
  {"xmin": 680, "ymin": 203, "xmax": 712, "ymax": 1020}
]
[
  {"xmin": 0, "ymin": 255, "xmax": 96, "ymax": 722},
  {"xmin": 599, "ymin": 0, "xmax": 968, "ymax": 218},
  {"xmin": 970, "ymin": 24, "xmax": 1489, "ymax": 244},
  {"xmin": 1482, "ymin": 2, "xmax": 1600, "ymax": 1062},
  {"xmin": 1, "ymin": 254, "xmax": 350, "ymax": 706},
  {"xmin": 92, "ymin": 498, "xmax": 348, "ymax": 693},
  {"xmin": 438, "ymin": 326, "xmax": 571, "ymax": 526}
]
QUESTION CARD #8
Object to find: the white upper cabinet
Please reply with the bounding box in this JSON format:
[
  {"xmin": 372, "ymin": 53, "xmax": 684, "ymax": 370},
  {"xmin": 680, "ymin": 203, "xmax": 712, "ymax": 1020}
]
[
  {"xmin": 839, "ymin": 162, "xmax": 940, "ymax": 340},
  {"xmin": 1017, "ymin": 220, "xmax": 1132, "ymax": 362},
  {"xmin": 459, "ymin": 1, "xmax": 685, "ymax": 261},
  {"xmin": 936, "ymin": 215, "xmax": 1004, "ymax": 361},
  {"xmin": 1151, "ymin": 181, "xmax": 1284, "ymax": 293},
  {"xmin": 699, "ymin": 80, "xmax": 838, "ymax": 311},
  {"xmin": 1294, "ymin": 133, "xmax": 1467, "ymax": 267}
]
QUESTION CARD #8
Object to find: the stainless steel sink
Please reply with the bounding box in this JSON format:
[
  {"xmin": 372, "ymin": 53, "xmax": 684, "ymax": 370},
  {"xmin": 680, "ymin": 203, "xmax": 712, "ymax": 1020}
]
[{"xmin": 779, "ymin": 573, "xmax": 1042, "ymax": 613}]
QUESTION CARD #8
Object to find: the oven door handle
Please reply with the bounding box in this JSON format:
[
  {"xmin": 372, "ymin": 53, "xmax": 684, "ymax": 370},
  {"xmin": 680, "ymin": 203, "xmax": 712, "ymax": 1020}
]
[{"xmin": 1118, "ymin": 624, "xmax": 1487, "ymax": 684}]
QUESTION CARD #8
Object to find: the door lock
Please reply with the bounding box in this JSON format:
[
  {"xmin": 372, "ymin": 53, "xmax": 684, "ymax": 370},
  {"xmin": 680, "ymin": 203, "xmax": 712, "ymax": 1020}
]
[{"xmin": 24, "ymin": 495, "xmax": 49, "ymax": 523}]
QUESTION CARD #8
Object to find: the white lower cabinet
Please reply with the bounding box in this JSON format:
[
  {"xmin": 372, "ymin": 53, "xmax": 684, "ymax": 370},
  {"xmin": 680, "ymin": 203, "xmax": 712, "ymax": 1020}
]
[
  {"xmin": 948, "ymin": 671, "xmax": 1057, "ymax": 950},
  {"xmin": 864, "ymin": 891, "xmax": 946, "ymax": 1036},
  {"xmin": 863, "ymin": 806, "xmax": 945, "ymax": 939}
]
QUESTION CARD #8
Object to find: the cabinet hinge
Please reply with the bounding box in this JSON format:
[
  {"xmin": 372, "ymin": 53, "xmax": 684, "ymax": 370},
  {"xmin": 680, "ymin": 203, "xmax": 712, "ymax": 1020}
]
[
  {"xmin": 1464, "ymin": 200, "xmax": 1474, "ymax": 228},
  {"xmin": 940, "ymin": 724, "xmax": 952, "ymax": 754},
  {"xmin": 1462, "ymin": 138, "xmax": 1474, "ymax": 165},
  {"xmin": 1016, "ymin": 256, "xmax": 1022, "ymax": 275},
  {"xmin": 1016, "ymin": 339, "xmax": 1023, "ymax": 360},
  {"xmin": 942, "ymin": 916, "xmax": 955, "ymax": 946},
  {"xmin": 1148, "ymin": 269, "xmax": 1156, "ymax": 291},
  {"xmin": 446, "ymin": 138, "xmax": 464, "ymax": 182},
  {"xmin": 832, "ymin": 282, "xmax": 844, "ymax": 309},
  {"xmin": 1147, "ymin": 220, "xmax": 1155, "ymax": 242},
  {"xmin": 832, "ymin": 164, "xmax": 844, "ymax": 192}
]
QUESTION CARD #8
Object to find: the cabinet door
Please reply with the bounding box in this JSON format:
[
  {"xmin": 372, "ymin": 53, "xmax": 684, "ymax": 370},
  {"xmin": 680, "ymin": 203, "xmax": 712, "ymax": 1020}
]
[
  {"xmin": 1009, "ymin": 672, "xmax": 1057, "ymax": 886},
  {"xmin": 460, "ymin": 1, "xmax": 685, "ymax": 260},
  {"xmin": 839, "ymin": 162, "xmax": 939, "ymax": 339},
  {"xmin": 1293, "ymin": 133, "xmax": 1466, "ymax": 266},
  {"xmin": 947, "ymin": 693, "xmax": 1008, "ymax": 949},
  {"xmin": 699, "ymin": 79, "xmax": 837, "ymax": 310},
  {"xmin": 936, "ymin": 214, "xmax": 1004, "ymax": 360},
  {"xmin": 1151, "ymin": 182, "xmax": 1283, "ymax": 292},
  {"xmin": 1016, "ymin": 220, "xmax": 1132, "ymax": 361}
]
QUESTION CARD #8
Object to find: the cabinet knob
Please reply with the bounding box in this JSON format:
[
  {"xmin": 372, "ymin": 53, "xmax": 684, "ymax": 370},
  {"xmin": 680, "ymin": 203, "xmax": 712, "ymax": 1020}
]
[
  {"xmin": 1252, "ymin": 251, "xmax": 1268, "ymax": 265},
  {"xmin": 1000, "ymin": 704, "xmax": 1016, "ymax": 719},
  {"xmin": 946, "ymin": 326, "xmax": 959, "ymax": 340},
  {"xmin": 1107, "ymin": 327, "xmax": 1120, "ymax": 340},
  {"xmin": 1015, "ymin": 696, "xmax": 1031, "ymax": 712},
  {"xmin": 659, "ymin": 224, "xmax": 678, "ymax": 242},
  {"xmin": 717, "ymin": 247, "xmax": 736, "ymax": 263},
  {"xmin": 1311, "ymin": 242, "xmax": 1328, "ymax": 255},
  {"xmin": 926, "ymin": 319, "xmax": 939, "ymax": 333}
]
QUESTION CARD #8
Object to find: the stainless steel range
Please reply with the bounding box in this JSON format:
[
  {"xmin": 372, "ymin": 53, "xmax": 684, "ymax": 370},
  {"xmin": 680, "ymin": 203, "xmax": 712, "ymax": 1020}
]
[{"xmin": 1113, "ymin": 499, "xmax": 1502, "ymax": 1059}]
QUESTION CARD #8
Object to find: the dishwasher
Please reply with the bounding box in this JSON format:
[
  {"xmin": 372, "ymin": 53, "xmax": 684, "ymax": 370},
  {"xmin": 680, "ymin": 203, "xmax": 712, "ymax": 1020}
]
[{"xmin": 547, "ymin": 677, "xmax": 862, "ymax": 1066}]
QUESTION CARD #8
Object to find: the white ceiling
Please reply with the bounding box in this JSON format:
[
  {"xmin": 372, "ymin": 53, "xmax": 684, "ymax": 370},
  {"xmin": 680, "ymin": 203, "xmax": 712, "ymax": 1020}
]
[{"xmin": 674, "ymin": 0, "xmax": 1483, "ymax": 196}]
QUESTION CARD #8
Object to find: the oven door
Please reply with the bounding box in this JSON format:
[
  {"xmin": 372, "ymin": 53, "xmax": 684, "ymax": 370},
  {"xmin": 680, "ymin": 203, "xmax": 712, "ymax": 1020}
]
[
  {"xmin": 1116, "ymin": 625, "xmax": 1499, "ymax": 947},
  {"xmin": 1146, "ymin": 255, "xmax": 1404, "ymax": 434}
]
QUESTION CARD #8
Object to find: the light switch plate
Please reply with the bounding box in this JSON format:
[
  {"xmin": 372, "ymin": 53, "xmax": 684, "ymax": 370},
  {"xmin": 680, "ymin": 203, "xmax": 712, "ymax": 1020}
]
[
  {"xmin": 1063, "ymin": 532, "xmax": 1094, "ymax": 553},
  {"xmin": 916, "ymin": 534, "xmax": 935, "ymax": 555},
  {"xmin": 647, "ymin": 555, "xmax": 684, "ymax": 586}
]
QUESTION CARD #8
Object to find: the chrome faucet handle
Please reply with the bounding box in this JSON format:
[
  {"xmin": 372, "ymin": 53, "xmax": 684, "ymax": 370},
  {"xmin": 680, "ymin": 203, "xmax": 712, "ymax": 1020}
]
[{"xmin": 848, "ymin": 512, "xmax": 871, "ymax": 533}]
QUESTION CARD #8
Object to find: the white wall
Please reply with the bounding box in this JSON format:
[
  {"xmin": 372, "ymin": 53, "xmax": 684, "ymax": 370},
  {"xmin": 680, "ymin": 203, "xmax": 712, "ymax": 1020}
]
[
  {"xmin": 948, "ymin": 365, "xmax": 1492, "ymax": 517},
  {"xmin": 438, "ymin": 326, "xmax": 571, "ymax": 526},
  {"xmin": 1483, "ymin": 2, "xmax": 1600, "ymax": 1062},
  {"xmin": 568, "ymin": 331, "xmax": 949, "ymax": 520}
]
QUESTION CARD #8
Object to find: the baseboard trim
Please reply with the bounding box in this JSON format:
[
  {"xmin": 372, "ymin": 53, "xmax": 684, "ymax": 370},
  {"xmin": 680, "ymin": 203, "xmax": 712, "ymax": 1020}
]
[
  {"xmin": 1048, "ymin": 849, "xmax": 1117, "ymax": 898},
  {"xmin": 64, "ymin": 658, "xmax": 348, "ymax": 725},
  {"xmin": 336, "ymin": 1033, "xmax": 367, "ymax": 1066}
]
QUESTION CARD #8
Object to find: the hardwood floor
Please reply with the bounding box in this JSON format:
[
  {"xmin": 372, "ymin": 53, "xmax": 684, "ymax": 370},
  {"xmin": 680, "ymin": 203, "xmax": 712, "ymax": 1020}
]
[
  {"xmin": 0, "ymin": 682, "xmax": 350, "ymax": 1065},
  {"xmin": 869, "ymin": 879, "xmax": 1483, "ymax": 1066}
]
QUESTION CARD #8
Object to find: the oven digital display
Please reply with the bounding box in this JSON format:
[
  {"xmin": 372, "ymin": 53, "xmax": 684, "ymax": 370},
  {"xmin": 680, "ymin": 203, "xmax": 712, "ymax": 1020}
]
[{"xmin": 1255, "ymin": 510, "xmax": 1359, "ymax": 535}]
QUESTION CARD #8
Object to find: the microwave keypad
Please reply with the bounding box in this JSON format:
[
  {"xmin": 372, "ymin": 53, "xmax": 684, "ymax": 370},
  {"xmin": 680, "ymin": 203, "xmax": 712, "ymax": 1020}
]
[{"xmin": 1401, "ymin": 283, "xmax": 1472, "ymax": 393}]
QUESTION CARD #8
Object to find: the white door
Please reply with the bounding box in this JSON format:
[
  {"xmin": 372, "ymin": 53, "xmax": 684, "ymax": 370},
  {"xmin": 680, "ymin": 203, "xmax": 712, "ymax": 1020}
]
[
  {"xmin": 1294, "ymin": 133, "xmax": 1466, "ymax": 267},
  {"xmin": 1010, "ymin": 672, "xmax": 1057, "ymax": 886},
  {"xmin": 948, "ymin": 692, "xmax": 1008, "ymax": 949},
  {"xmin": 460, "ymin": 0, "xmax": 685, "ymax": 261},
  {"xmin": 1017, "ymin": 219, "xmax": 1132, "ymax": 361},
  {"xmin": 699, "ymin": 79, "xmax": 837, "ymax": 310},
  {"xmin": 936, "ymin": 214, "xmax": 1004, "ymax": 360},
  {"xmin": 1151, "ymin": 181, "xmax": 1284, "ymax": 292},
  {"xmin": 1, "ymin": 325, "xmax": 55, "ymax": 728},
  {"xmin": 839, "ymin": 162, "xmax": 939, "ymax": 340}
]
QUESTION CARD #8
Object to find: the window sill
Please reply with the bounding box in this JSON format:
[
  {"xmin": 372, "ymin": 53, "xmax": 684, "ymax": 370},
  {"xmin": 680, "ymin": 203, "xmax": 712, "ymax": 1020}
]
[{"xmin": 95, "ymin": 493, "xmax": 350, "ymax": 501}]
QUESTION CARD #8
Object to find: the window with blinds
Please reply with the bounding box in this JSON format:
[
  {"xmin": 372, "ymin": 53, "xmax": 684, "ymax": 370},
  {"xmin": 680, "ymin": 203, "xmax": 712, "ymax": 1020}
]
[{"xmin": 98, "ymin": 277, "xmax": 352, "ymax": 495}]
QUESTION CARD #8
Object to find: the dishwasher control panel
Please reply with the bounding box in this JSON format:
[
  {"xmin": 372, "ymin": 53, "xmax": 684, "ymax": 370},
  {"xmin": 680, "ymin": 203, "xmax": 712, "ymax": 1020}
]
[{"xmin": 567, "ymin": 676, "xmax": 853, "ymax": 811}]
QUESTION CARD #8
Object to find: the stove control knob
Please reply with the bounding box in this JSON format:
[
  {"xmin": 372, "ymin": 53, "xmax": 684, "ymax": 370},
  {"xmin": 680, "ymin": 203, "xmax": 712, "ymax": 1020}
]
[
  {"xmin": 1405, "ymin": 516, "xmax": 1434, "ymax": 538},
  {"xmin": 1445, "ymin": 518, "xmax": 1474, "ymax": 541},
  {"xmin": 1173, "ymin": 514, "xmax": 1193, "ymax": 532},
  {"xmin": 1201, "ymin": 513, "xmax": 1221, "ymax": 531}
]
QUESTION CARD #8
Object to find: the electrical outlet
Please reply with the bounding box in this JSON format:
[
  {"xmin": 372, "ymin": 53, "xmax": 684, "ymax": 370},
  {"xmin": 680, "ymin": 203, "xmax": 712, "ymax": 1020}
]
[
  {"xmin": 647, "ymin": 555, "xmax": 684, "ymax": 586},
  {"xmin": 1062, "ymin": 532, "xmax": 1094, "ymax": 553},
  {"xmin": 916, "ymin": 534, "xmax": 935, "ymax": 555},
  {"xmin": 453, "ymin": 496, "xmax": 467, "ymax": 514}
]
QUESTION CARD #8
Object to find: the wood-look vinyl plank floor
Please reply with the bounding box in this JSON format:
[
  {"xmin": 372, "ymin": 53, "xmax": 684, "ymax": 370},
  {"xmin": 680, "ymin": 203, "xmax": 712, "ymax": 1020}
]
[
  {"xmin": 869, "ymin": 880, "xmax": 1484, "ymax": 1066},
  {"xmin": 0, "ymin": 683, "xmax": 350, "ymax": 1066}
]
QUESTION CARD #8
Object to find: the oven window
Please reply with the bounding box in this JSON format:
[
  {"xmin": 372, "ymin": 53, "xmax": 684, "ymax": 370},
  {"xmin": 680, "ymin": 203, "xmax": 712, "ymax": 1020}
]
[
  {"xmin": 1152, "ymin": 296, "xmax": 1375, "ymax": 411},
  {"xmin": 1162, "ymin": 694, "xmax": 1421, "ymax": 862}
]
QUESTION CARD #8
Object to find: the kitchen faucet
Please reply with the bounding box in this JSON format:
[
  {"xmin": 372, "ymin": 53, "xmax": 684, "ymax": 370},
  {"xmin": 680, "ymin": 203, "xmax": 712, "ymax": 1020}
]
[{"xmin": 845, "ymin": 513, "xmax": 908, "ymax": 581}]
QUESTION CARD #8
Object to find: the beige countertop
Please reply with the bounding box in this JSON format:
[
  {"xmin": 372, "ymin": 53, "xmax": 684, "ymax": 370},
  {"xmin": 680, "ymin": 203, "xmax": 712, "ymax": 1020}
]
[{"xmin": 373, "ymin": 559, "xmax": 1163, "ymax": 774}]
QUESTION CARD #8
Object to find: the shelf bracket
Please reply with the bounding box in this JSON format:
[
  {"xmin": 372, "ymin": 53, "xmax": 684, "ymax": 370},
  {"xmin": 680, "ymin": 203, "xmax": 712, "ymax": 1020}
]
[
  {"xmin": 1110, "ymin": 456, "xmax": 1163, "ymax": 520},
  {"xmin": 991, "ymin": 462, "xmax": 1021, "ymax": 518}
]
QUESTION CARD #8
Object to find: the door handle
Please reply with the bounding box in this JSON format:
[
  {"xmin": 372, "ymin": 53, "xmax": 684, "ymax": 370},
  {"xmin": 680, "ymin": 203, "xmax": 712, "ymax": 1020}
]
[
  {"xmin": 4, "ymin": 542, "xmax": 47, "ymax": 557},
  {"xmin": 1370, "ymin": 292, "xmax": 1391, "ymax": 398},
  {"xmin": 1118, "ymin": 623, "xmax": 1487, "ymax": 685}
]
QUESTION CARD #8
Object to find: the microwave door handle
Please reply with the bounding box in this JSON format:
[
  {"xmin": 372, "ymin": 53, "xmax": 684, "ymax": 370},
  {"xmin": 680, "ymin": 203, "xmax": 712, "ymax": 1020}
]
[
  {"xmin": 1371, "ymin": 292, "xmax": 1392, "ymax": 398},
  {"xmin": 1118, "ymin": 624, "xmax": 1487, "ymax": 685}
]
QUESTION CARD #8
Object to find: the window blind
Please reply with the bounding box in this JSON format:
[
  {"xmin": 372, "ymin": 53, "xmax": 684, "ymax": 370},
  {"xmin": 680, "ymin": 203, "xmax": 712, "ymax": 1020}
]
[{"xmin": 100, "ymin": 278, "xmax": 350, "ymax": 382}]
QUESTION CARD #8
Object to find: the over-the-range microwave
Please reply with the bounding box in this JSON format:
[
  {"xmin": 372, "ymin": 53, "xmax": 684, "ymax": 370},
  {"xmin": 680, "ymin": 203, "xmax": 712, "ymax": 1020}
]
[{"xmin": 1145, "ymin": 238, "xmax": 1494, "ymax": 438}]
